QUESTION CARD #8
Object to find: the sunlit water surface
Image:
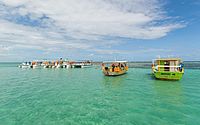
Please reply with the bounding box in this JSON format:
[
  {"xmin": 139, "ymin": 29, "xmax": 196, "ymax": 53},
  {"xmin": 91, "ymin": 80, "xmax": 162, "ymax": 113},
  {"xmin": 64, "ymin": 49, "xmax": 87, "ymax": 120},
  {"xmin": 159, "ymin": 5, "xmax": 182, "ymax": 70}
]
[{"xmin": 0, "ymin": 63, "xmax": 200, "ymax": 125}]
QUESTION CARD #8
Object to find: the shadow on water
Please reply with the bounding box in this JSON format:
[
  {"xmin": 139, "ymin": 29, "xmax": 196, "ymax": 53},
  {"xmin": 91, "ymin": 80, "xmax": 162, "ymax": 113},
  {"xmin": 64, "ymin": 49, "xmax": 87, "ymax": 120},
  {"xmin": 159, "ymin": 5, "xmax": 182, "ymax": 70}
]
[{"xmin": 146, "ymin": 72, "xmax": 156, "ymax": 80}]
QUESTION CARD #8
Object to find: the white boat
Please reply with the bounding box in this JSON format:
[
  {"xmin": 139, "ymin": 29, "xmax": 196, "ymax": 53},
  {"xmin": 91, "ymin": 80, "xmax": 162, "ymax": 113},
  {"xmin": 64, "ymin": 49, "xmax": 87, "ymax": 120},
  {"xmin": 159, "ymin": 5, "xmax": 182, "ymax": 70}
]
[
  {"xmin": 56, "ymin": 64, "xmax": 62, "ymax": 68},
  {"xmin": 63, "ymin": 62, "xmax": 71, "ymax": 68},
  {"xmin": 19, "ymin": 62, "xmax": 31, "ymax": 68},
  {"xmin": 72, "ymin": 63, "xmax": 83, "ymax": 68},
  {"xmin": 42, "ymin": 61, "xmax": 51, "ymax": 68},
  {"xmin": 72, "ymin": 61, "xmax": 92, "ymax": 68},
  {"xmin": 82, "ymin": 63, "xmax": 93, "ymax": 68},
  {"xmin": 30, "ymin": 61, "xmax": 42, "ymax": 69}
]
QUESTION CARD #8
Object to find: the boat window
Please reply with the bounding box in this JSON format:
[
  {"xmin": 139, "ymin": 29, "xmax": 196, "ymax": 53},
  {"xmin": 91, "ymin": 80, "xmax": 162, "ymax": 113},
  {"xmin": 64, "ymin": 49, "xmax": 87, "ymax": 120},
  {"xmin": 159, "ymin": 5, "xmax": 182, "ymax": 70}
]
[
  {"xmin": 170, "ymin": 61, "xmax": 175, "ymax": 72},
  {"xmin": 164, "ymin": 61, "xmax": 170, "ymax": 71}
]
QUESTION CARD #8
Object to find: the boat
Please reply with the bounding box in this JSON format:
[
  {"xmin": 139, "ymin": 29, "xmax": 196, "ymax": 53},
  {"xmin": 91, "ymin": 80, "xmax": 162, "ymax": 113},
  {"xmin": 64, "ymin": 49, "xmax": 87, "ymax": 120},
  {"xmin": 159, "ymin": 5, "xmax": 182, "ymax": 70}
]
[
  {"xmin": 152, "ymin": 58, "xmax": 184, "ymax": 80},
  {"xmin": 19, "ymin": 62, "xmax": 31, "ymax": 68},
  {"xmin": 30, "ymin": 61, "xmax": 41, "ymax": 69},
  {"xmin": 19, "ymin": 61, "xmax": 43, "ymax": 69},
  {"xmin": 42, "ymin": 59, "xmax": 64, "ymax": 68},
  {"xmin": 42, "ymin": 61, "xmax": 52, "ymax": 68},
  {"xmin": 63, "ymin": 61, "xmax": 72, "ymax": 68},
  {"xmin": 42, "ymin": 61, "xmax": 48, "ymax": 68},
  {"xmin": 55, "ymin": 58, "xmax": 64, "ymax": 68},
  {"xmin": 71, "ymin": 61, "xmax": 92, "ymax": 68},
  {"xmin": 102, "ymin": 61, "xmax": 128, "ymax": 76}
]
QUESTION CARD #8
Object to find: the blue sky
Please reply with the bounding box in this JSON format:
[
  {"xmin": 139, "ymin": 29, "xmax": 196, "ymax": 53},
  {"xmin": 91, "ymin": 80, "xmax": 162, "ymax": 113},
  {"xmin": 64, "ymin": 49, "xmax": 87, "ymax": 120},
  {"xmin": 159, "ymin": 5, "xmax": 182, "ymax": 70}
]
[{"xmin": 0, "ymin": 0, "xmax": 199, "ymax": 62}]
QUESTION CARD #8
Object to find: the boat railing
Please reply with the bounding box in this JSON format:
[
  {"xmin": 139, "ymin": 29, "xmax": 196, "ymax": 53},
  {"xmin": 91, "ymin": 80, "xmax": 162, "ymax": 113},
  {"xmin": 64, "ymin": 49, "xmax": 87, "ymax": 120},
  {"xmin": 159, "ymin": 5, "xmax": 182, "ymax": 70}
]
[
  {"xmin": 153, "ymin": 65, "xmax": 184, "ymax": 72},
  {"xmin": 156, "ymin": 65, "xmax": 182, "ymax": 68}
]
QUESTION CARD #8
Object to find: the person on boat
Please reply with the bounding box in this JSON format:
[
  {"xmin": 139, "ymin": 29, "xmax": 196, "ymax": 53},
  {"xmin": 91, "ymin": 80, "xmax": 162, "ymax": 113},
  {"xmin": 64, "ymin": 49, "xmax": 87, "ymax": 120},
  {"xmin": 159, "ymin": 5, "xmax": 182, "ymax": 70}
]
[
  {"xmin": 112, "ymin": 64, "xmax": 115, "ymax": 72},
  {"xmin": 179, "ymin": 63, "xmax": 184, "ymax": 72},
  {"xmin": 103, "ymin": 63, "xmax": 108, "ymax": 70},
  {"xmin": 155, "ymin": 65, "xmax": 158, "ymax": 71},
  {"xmin": 121, "ymin": 63, "xmax": 124, "ymax": 70}
]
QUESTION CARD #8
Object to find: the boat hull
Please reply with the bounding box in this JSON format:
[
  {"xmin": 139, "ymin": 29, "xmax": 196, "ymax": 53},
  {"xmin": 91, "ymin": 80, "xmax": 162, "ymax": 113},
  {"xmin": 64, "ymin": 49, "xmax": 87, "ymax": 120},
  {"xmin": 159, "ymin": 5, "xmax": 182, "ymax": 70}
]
[
  {"xmin": 72, "ymin": 64, "xmax": 92, "ymax": 68},
  {"xmin": 72, "ymin": 65, "xmax": 82, "ymax": 68},
  {"xmin": 19, "ymin": 65, "xmax": 30, "ymax": 68},
  {"xmin": 103, "ymin": 70, "xmax": 127, "ymax": 76},
  {"xmin": 153, "ymin": 71, "xmax": 184, "ymax": 80},
  {"xmin": 63, "ymin": 64, "xmax": 71, "ymax": 68}
]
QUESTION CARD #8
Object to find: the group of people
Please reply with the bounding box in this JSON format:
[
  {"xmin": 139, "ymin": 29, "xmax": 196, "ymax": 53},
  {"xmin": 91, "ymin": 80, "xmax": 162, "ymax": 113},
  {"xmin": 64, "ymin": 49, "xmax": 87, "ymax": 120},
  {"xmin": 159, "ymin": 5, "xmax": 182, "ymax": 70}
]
[{"xmin": 111, "ymin": 63, "xmax": 126, "ymax": 72}]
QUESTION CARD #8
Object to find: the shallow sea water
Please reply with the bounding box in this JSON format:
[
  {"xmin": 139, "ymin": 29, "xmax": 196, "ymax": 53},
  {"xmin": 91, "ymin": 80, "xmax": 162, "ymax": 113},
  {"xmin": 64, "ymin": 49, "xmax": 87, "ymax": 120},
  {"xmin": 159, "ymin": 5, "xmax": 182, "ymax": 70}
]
[{"xmin": 0, "ymin": 64, "xmax": 200, "ymax": 125}]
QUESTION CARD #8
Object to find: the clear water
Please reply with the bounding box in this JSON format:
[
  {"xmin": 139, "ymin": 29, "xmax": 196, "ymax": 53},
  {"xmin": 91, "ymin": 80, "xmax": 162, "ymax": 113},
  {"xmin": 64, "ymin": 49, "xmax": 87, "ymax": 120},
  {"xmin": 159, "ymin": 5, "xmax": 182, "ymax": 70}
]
[{"xmin": 0, "ymin": 63, "xmax": 200, "ymax": 125}]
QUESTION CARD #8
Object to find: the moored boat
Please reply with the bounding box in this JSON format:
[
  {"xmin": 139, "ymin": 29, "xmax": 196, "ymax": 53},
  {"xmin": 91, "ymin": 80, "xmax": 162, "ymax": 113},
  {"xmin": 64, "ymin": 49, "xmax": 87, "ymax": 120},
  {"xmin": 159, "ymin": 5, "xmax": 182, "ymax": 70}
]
[
  {"xmin": 19, "ymin": 62, "xmax": 31, "ymax": 68},
  {"xmin": 71, "ymin": 61, "xmax": 92, "ymax": 68},
  {"xmin": 152, "ymin": 58, "xmax": 184, "ymax": 80},
  {"xmin": 30, "ymin": 61, "xmax": 41, "ymax": 69},
  {"xmin": 63, "ymin": 62, "xmax": 71, "ymax": 68},
  {"xmin": 102, "ymin": 61, "xmax": 128, "ymax": 76},
  {"xmin": 42, "ymin": 58, "xmax": 64, "ymax": 68}
]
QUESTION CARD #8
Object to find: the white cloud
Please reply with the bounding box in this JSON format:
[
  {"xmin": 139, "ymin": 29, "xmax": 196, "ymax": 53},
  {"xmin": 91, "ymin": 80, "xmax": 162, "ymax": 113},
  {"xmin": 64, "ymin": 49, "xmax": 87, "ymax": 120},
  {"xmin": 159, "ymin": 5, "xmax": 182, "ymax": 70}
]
[
  {"xmin": 0, "ymin": 19, "xmax": 97, "ymax": 62},
  {"xmin": 1, "ymin": 0, "xmax": 184, "ymax": 39},
  {"xmin": 0, "ymin": 0, "xmax": 185, "ymax": 60}
]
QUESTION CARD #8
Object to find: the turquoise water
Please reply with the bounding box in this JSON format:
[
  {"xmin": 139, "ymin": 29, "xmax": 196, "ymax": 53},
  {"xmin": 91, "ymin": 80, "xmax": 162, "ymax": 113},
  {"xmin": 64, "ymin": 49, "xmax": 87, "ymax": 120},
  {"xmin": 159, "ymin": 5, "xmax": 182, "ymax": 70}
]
[{"xmin": 0, "ymin": 64, "xmax": 200, "ymax": 125}]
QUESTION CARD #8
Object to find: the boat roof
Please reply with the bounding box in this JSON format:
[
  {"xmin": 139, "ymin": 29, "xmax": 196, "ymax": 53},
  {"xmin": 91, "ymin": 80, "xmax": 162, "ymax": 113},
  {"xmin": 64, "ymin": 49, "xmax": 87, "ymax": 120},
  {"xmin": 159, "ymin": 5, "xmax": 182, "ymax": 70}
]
[
  {"xmin": 153, "ymin": 58, "xmax": 182, "ymax": 61},
  {"xmin": 103, "ymin": 61, "xmax": 127, "ymax": 63}
]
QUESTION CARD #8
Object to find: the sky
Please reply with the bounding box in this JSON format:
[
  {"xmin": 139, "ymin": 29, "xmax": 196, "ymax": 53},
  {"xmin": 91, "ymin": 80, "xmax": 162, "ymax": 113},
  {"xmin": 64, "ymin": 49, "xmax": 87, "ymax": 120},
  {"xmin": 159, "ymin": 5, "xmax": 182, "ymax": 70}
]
[{"xmin": 0, "ymin": 0, "xmax": 200, "ymax": 62}]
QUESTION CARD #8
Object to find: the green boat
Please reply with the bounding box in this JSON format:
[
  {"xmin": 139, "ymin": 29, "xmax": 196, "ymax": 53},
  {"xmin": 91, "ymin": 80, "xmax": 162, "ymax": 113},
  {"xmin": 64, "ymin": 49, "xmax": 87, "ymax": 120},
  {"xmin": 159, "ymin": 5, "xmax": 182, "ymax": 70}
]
[{"xmin": 152, "ymin": 58, "xmax": 184, "ymax": 80}]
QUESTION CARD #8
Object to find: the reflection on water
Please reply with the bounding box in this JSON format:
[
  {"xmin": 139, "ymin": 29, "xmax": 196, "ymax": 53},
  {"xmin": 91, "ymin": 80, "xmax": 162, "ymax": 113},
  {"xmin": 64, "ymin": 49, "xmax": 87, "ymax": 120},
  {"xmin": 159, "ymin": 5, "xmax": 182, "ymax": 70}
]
[
  {"xmin": 1, "ymin": 66, "xmax": 200, "ymax": 125},
  {"xmin": 101, "ymin": 74, "xmax": 128, "ymax": 89},
  {"xmin": 152, "ymin": 80, "xmax": 184, "ymax": 105}
]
